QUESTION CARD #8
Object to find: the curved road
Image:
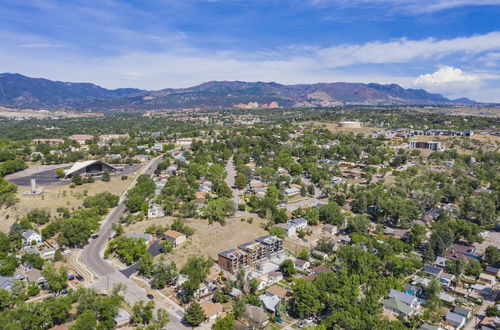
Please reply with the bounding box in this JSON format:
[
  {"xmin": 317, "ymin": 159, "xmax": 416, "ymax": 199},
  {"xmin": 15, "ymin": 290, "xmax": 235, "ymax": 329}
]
[{"xmin": 79, "ymin": 156, "xmax": 187, "ymax": 329}]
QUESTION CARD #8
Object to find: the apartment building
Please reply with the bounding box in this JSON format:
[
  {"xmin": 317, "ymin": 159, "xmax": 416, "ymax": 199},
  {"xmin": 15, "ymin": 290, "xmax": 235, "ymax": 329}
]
[
  {"xmin": 218, "ymin": 235, "xmax": 283, "ymax": 274},
  {"xmin": 217, "ymin": 248, "xmax": 248, "ymax": 274}
]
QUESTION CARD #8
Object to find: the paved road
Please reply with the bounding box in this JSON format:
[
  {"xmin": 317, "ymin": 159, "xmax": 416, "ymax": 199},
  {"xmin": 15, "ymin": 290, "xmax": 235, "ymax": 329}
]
[
  {"xmin": 225, "ymin": 157, "xmax": 240, "ymax": 206},
  {"xmin": 79, "ymin": 156, "xmax": 187, "ymax": 329}
]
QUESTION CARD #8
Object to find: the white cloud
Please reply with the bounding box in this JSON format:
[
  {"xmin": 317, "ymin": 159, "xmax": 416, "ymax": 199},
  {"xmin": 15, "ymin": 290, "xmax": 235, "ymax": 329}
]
[
  {"xmin": 309, "ymin": 0, "xmax": 500, "ymax": 13},
  {"xmin": 317, "ymin": 32, "xmax": 500, "ymax": 67},
  {"xmin": 413, "ymin": 66, "xmax": 479, "ymax": 86}
]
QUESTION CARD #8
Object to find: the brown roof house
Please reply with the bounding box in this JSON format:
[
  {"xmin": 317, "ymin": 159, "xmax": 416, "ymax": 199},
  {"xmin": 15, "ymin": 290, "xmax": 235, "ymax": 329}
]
[
  {"xmin": 164, "ymin": 230, "xmax": 186, "ymax": 247},
  {"xmin": 199, "ymin": 301, "xmax": 223, "ymax": 321}
]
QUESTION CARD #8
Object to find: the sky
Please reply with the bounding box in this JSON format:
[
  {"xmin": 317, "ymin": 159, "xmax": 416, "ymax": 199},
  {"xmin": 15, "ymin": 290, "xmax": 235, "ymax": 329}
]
[{"xmin": 1, "ymin": 0, "xmax": 500, "ymax": 102}]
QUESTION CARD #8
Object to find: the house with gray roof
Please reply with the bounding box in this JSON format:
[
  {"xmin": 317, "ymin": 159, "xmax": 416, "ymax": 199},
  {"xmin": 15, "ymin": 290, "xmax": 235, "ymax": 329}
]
[
  {"xmin": 22, "ymin": 230, "xmax": 42, "ymax": 246},
  {"xmin": 445, "ymin": 311, "xmax": 467, "ymax": 329},
  {"xmin": 382, "ymin": 297, "xmax": 414, "ymax": 318},
  {"xmin": 0, "ymin": 276, "xmax": 14, "ymax": 291},
  {"xmin": 388, "ymin": 289, "xmax": 419, "ymax": 308}
]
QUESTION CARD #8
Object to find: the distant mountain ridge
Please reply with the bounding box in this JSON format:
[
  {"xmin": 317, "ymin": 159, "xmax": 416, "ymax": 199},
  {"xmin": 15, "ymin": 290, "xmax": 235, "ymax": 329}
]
[{"xmin": 0, "ymin": 73, "xmax": 477, "ymax": 112}]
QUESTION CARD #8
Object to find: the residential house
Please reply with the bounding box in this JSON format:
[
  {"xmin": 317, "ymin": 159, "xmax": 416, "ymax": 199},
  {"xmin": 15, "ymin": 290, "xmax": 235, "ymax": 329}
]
[
  {"xmin": 478, "ymin": 273, "xmax": 496, "ymax": 286},
  {"xmin": 164, "ymin": 230, "xmax": 187, "ymax": 247},
  {"xmin": 423, "ymin": 265, "xmax": 443, "ymax": 277},
  {"xmin": 25, "ymin": 268, "xmax": 46, "ymax": 286},
  {"xmin": 439, "ymin": 272, "xmax": 456, "ymax": 288},
  {"xmin": 244, "ymin": 304, "xmax": 269, "ymax": 329},
  {"xmin": 294, "ymin": 259, "xmax": 310, "ymax": 271},
  {"xmin": 479, "ymin": 316, "xmax": 500, "ymax": 330},
  {"xmin": 124, "ymin": 233, "xmax": 153, "ymax": 245},
  {"xmin": 199, "ymin": 301, "xmax": 223, "ymax": 321},
  {"xmin": 259, "ymin": 292, "xmax": 281, "ymax": 313},
  {"xmin": 274, "ymin": 223, "xmax": 296, "ymax": 237},
  {"xmin": 485, "ymin": 266, "xmax": 500, "ymax": 277},
  {"xmin": 287, "ymin": 217, "xmax": 308, "ymax": 230},
  {"xmin": 388, "ymin": 289, "xmax": 419, "ymax": 309},
  {"xmin": 323, "ymin": 224, "xmax": 338, "ymax": 235},
  {"xmin": 0, "ymin": 276, "xmax": 13, "ymax": 291},
  {"xmin": 22, "ymin": 230, "xmax": 42, "ymax": 246},
  {"xmin": 266, "ymin": 285, "xmax": 287, "ymax": 299},
  {"xmin": 445, "ymin": 311, "xmax": 467, "ymax": 329},
  {"xmin": 453, "ymin": 306, "xmax": 471, "ymax": 319},
  {"xmin": 434, "ymin": 256, "xmax": 448, "ymax": 268},
  {"xmin": 41, "ymin": 248, "xmax": 56, "ymax": 259},
  {"xmin": 284, "ymin": 187, "xmax": 300, "ymax": 197},
  {"xmin": 382, "ymin": 298, "xmax": 415, "ymax": 318},
  {"xmin": 311, "ymin": 266, "xmax": 333, "ymax": 275}
]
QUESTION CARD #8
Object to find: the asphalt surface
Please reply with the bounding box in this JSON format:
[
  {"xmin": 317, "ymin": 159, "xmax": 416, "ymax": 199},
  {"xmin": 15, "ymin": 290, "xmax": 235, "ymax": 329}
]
[
  {"xmin": 79, "ymin": 156, "xmax": 188, "ymax": 329},
  {"xmin": 120, "ymin": 240, "xmax": 163, "ymax": 278},
  {"xmin": 6, "ymin": 163, "xmax": 142, "ymax": 187}
]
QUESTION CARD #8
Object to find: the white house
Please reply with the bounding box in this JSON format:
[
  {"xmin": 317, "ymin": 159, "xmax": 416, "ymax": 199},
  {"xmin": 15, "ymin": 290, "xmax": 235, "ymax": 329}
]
[
  {"xmin": 22, "ymin": 230, "xmax": 42, "ymax": 246},
  {"xmin": 288, "ymin": 217, "xmax": 308, "ymax": 230},
  {"xmin": 164, "ymin": 230, "xmax": 187, "ymax": 247},
  {"xmin": 294, "ymin": 259, "xmax": 310, "ymax": 271},
  {"xmin": 274, "ymin": 223, "xmax": 296, "ymax": 237}
]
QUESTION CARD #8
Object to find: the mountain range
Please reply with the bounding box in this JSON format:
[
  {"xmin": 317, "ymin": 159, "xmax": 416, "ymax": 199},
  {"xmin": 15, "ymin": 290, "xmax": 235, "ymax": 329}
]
[{"xmin": 0, "ymin": 73, "xmax": 476, "ymax": 112}]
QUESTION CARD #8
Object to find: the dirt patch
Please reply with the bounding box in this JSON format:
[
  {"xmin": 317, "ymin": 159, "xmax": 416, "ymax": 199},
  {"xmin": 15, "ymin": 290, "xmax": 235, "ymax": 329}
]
[
  {"xmin": 125, "ymin": 214, "xmax": 268, "ymax": 268},
  {"xmin": 0, "ymin": 168, "xmax": 143, "ymax": 233}
]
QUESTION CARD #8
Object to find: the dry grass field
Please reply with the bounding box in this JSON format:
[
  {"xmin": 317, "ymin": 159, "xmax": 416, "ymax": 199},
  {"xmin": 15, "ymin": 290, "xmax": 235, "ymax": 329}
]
[
  {"xmin": 0, "ymin": 168, "xmax": 143, "ymax": 233},
  {"xmin": 124, "ymin": 213, "xmax": 268, "ymax": 268}
]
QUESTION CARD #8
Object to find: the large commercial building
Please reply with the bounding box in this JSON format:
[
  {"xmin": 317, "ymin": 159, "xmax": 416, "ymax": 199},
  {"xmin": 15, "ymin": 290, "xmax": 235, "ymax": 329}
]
[
  {"xmin": 338, "ymin": 121, "xmax": 361, "ymax": 128},
  {"xmin": 408, "ymin": 141, "xmax": 444, "ymax": 151},
  {"xmin": 64, "ymin": 160, "xmax": 117, "ymax": 178},
  {"xmin": 217, "ymin": 235, "xmax": 283, "ymax": 274}
]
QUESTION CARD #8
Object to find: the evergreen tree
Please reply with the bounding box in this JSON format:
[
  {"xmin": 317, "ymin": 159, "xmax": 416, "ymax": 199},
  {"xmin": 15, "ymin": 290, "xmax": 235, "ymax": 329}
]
[{"xmin": 184, "ymin": 301, "xmax": 205, "ymax": 326}]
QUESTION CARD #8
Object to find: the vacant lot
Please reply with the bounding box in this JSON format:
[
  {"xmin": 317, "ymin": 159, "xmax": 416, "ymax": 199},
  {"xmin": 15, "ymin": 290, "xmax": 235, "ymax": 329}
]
[
  {"xmin": 0, "ymin": 167, "xmax": 143, "ymax": 233},
  {"xmin": 125, "ymin": 214, "xmax": 268, "ymax": 268}
]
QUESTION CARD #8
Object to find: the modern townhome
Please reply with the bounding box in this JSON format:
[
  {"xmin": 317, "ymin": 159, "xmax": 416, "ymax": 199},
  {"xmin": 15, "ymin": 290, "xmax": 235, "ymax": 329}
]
[{"xmin": 218, "ymin": 235, "xmax": 283, "ymax": 274}]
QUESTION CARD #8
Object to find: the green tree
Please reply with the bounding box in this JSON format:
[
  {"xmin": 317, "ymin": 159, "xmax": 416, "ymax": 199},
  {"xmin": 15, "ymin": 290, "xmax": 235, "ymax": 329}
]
[
  {"xmin": 292, "ymin": 279, "xmax": 323, "ymax": 318},
  {"xmin": 102, "ymin": 170, "xmax": 110, "ymax": 182},
  {"xmin": 161, "ymin": 240, "xmax": 174, "ymax": 253},
  {"xmin": 234, "ymin": 172, "xmax": 248, "ymax": 190},
  {"xmin": 132, "ymin": 300, "xmax": 155, "ymax": 325},
  {"xmin": 465, "ymin": 259, "xmax": 483, "ymax": 277},
  {"xmin": 213, "ymin": 313, "xmax": 235, "ymax": 330},
  {"xmin": 484, "ymin": 245, "xmax": 500, "ymax": 267},
  {"xmin": 319, "ymin": 202, "xmax": 344, "ymax": 226},
  {"xmin": 72, "ymin": 173, "xmax": 83, "ymax": 185},
  {"xmin": 409, "ymin": 224, "xmax": 426, "ymax": 247},
  {"xmin": 25, "ymin": 208, "xmax": 51, "ymax": 224},
  {"xmin": 42, "ymin": 262, "xmax": 68, "ymax": 293},
  {"xmin": 181, "ymin": 255, "xmax": 214, "ymax": 299},
  {"xmin": 347, "ymin": 215, "xmax": 371, "ymax": 234},
  {"xmin": 184, "ymin": 301, "xmax": 205, "ymax": 326},
  {"xmin": 279, "ymin": 259, "xmax": 296, "ymax": 278},
  {"xmin": 70, "ymin": 310, "xmax": 97, "ymax": 330}
]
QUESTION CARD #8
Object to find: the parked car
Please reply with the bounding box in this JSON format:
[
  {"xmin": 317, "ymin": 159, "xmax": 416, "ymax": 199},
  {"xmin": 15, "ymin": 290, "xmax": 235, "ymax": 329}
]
[
  {"xmin": 147, "ymin": 294, "xmax": 154, "ymax": 300},
  {"xmin": 76, "ymin": 275, "xmax": 84, "ymax": 281}
]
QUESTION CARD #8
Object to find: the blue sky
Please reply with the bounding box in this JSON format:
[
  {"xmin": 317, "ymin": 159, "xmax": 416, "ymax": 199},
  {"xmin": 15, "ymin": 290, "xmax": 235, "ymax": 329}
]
[{"xmin": 1, "ymin": 0, "xmax": 500, "ymax": 101}]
